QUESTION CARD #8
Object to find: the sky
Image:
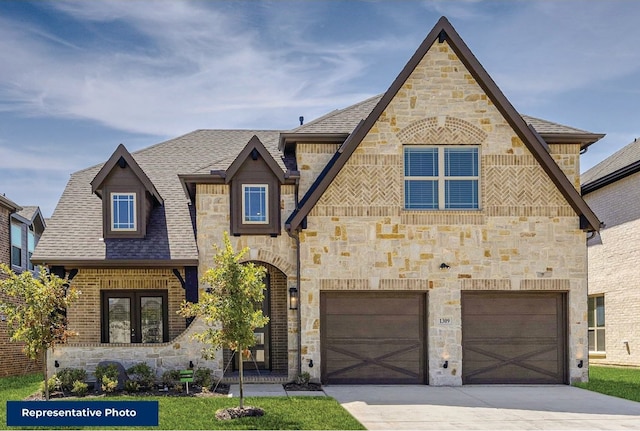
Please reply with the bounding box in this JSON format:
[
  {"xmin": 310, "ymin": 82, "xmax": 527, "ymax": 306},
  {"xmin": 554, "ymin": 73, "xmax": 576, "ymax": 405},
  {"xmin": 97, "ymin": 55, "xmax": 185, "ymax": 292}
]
[{"xmin": 1, "ymin": 1, "xmax": 639, "ymax": 218}]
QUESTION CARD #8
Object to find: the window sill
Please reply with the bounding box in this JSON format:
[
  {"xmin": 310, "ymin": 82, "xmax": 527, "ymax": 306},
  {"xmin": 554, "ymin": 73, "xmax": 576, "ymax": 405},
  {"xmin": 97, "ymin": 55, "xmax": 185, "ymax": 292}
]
[
  {"xmin": 588, "ymin": 352, "xmax": 606, "ymax": 359},
  {"xmin": 401, "ymin": 210, "xmax": 485, "ymax": 225}
]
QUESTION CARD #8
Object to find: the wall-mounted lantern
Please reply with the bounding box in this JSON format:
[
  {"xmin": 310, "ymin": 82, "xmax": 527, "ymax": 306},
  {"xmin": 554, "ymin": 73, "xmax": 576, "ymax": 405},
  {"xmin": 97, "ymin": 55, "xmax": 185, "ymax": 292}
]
[{"xmin": 289, "ymin": 287, "xmax": 299, "ymax": 310}]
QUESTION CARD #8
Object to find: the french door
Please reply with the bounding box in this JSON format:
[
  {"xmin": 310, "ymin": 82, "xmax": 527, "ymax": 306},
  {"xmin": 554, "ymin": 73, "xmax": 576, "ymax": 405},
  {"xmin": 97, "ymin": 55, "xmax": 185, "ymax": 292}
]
[{"xmin": 101, "ymin": 290, "xmax": 168, "ymax": 343}]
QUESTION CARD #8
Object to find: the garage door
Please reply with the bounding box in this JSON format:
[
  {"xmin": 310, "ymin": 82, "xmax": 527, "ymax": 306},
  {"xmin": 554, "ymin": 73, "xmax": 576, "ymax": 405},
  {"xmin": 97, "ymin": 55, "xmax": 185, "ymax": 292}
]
[
  {"xmin": 462, "ymin": 292, "xmax": 566, "ymax": 384},
  {"xmin": 321, "ymin": 292, "xmax": 426, "ymax": 384}
]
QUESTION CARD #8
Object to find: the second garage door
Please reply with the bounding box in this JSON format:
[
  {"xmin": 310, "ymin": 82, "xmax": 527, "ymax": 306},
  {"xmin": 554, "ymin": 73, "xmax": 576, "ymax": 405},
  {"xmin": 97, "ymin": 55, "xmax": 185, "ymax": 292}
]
[
  {"xmin": 462, "ymin": 291, "xmax": 567, "ymax": 384},
  {"xmin": 321, "ymin": 292, "xmax": 426, "ymax": 384}
]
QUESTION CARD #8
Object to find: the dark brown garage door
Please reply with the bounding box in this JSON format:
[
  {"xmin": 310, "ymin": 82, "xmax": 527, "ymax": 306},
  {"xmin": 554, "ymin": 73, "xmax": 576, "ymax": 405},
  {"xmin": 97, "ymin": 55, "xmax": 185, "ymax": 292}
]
[
  {"xmin": 462, "ymin": 292, "xmax": 566, "ymax": 384},
  {"xmin": 321, "ymin": 292, "xmax": 426, "ymax": 384}
]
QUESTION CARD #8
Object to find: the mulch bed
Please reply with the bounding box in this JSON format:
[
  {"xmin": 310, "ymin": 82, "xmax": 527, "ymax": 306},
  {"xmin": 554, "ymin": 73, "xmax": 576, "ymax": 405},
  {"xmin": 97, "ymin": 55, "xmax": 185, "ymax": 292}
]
[
  {"xmin": 25, "ymin": 383, "xmax": 230, "ymax": 400},
  {"xmin": 215, "ymin": 406, "xmax": 264, "ymax": 420},
  {"xmin": 282, "ymin": 382, "xmax": 323, "ymax": 391}
]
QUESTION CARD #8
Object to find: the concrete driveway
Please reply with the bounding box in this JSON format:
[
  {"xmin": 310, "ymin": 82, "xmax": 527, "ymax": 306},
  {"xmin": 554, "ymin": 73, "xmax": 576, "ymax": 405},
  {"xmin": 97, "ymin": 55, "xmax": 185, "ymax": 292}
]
[{"xmin": 323, "ymin": 385, "xmax": 640, "ymax": 430}]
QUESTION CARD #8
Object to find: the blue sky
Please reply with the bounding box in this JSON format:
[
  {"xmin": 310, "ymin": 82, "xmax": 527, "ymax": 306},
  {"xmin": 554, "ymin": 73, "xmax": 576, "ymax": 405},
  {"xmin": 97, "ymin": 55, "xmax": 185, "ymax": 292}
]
[{"xmin": 1, "ymin": 1, "xmax": 639, "ymax": 217}]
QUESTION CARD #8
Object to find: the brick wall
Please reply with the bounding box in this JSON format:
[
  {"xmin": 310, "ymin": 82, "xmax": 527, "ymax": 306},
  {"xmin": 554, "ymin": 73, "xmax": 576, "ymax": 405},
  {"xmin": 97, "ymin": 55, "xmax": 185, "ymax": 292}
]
[
  {"xmin": 0, "ymin": 206, "xmax": 42, "ymax": 376},
  {"xmin": 586, "ymin": 171, "xmax": 640, "ymax": 366},
  {"xmin": 65, "ymin": 268, "xmax": 186, "ymax": 343}
]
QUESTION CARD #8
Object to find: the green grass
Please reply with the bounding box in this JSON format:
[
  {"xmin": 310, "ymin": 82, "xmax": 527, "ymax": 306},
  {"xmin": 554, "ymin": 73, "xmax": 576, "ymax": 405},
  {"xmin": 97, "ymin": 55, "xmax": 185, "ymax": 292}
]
[
  {"xmin": 0, "ymin": 374, "xmax": 364, "ymax": 430},
  {"xmin": 574, "ymin": 365, "xmax": 640, "ymax": 402},
  {"xmin": 0, "ymin": 373, "xmax": 43, "ymax": 428}
]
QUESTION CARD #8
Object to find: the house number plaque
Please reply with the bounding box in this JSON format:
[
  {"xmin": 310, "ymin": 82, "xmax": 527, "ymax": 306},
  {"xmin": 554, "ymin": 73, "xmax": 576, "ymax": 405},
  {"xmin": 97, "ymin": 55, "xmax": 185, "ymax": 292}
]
[{"xmin": 439, "ymin": 317, "xmax": 452, "ymax": 325}]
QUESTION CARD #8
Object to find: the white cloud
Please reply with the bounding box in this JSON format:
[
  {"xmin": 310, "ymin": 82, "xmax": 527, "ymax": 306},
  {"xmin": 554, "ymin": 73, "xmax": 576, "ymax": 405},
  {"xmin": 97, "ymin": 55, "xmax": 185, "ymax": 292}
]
[{"xmin": 0, "ymin": 1, "xmax": 396, "ymax": 136}]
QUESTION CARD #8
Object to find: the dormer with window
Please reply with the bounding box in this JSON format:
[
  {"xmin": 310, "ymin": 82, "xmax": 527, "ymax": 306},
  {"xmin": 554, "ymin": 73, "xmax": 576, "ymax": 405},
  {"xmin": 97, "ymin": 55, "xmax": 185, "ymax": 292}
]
[
  {"xmin": 91, "ymin": 144, "xmax": 163, "ymax": 239},
  {"xmin": 225, "ymin": 136, "xmax": 285, "ymax": 236}
]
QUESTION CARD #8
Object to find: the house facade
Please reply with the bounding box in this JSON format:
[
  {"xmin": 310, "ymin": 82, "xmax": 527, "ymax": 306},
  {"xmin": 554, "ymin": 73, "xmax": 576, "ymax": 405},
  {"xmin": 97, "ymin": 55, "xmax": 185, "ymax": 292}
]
[
  {"xmin": 0, "ymin": 194, "xmax": 46, "ymax": 376},
  {"xmin": 33, "ymin": 17, "xmax": 603, "ymax": 385},
  {"xmin": 582, "ymin": 138, "xmax": 640, "ymax": 367}
]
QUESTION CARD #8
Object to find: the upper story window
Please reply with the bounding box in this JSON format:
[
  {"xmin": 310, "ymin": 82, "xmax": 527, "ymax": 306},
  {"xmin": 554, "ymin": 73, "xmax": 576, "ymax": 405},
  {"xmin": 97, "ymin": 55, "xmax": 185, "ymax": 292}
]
[
  {"xmin": 404, "ymin": 146, "xmax": 479, "ymax": 210},
  {"xmin": 10, "ymin": 222, "xmax": 22, "ymax": 267},
  {"xmin": 588, "ymin": 295, "xmax": 605, "ymax": 353},
  {"xmin": 111, "ymin": 193, "xmax": 136, "ymax": 231},
  {"xmin": 242, "ymin": 184, "xmax": 268, "ymax": 224},
  {"xmin": 27, "ymin": 227, "xmax": 35, "ymax": 271}
]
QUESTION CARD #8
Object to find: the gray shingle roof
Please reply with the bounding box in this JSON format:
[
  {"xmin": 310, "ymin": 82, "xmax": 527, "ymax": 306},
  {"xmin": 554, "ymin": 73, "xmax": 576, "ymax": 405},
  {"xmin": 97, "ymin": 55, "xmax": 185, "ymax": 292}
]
[
  {"xmin": 582, "ymin": 138, "xmax": 640, "ymax": 186},
  {"xmin": 0, "ymin": 194, "xmax": 21, "ymax": 212},
  {"xmin": 16, "ymin": 206, "xmax": 40, "ymax": 223},
  {"xmin": 33, "ymin": 95, "xmax": 603, "ymax": 264},
  {"xmin": 32, "ymin": 130, "xmax": 281, "ymax": 264}
]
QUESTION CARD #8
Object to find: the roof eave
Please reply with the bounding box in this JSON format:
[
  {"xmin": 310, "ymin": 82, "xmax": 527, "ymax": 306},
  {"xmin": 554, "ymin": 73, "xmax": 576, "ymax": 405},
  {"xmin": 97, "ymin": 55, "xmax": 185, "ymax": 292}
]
[
  {"xmin": 539, "ymin": 132, "xmax": 606, "ymax": 149},
  {"xmin": 31, "ymin": 258, "xmax": 200, "ymax": 268},
  {"xmin": 278, "ymin": 133, "xmax": 350, "ymax": 151},
  {"xmin": 582, "ymin": 159, "xmax": 640, "ymax": 195}
]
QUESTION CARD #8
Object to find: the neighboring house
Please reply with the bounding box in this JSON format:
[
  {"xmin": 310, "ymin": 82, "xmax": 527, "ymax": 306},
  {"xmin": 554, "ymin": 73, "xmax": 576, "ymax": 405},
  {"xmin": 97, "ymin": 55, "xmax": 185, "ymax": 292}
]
[
  {"xmin": 0, "ymin": 194, "xmax": 46, "ymax": 376},
  {"xmin": 33, "ymin": 17, "xmax": 603, "ymax": 386},
  {"xmin": 582, "ymin": 138, "xmax": 640, "ymax": 367}
]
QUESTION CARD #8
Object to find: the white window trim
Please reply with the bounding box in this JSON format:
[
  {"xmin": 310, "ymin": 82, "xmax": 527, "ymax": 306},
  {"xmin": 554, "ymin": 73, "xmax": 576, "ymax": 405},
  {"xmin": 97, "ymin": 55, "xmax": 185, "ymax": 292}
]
[
  {"xmin": 404, "ymin": 145, "xmax": 481, "ymax": 210},
  {"xmin": 588, "ymin": 294, "xmax": 606, "ymax": 354},
  {"xmin": 242, "ymin": 184, "xmax": 269, "ymax": 225},
  {"xmin": 111, "ymin": 192, "xmax": 137, "ymax": 231}
]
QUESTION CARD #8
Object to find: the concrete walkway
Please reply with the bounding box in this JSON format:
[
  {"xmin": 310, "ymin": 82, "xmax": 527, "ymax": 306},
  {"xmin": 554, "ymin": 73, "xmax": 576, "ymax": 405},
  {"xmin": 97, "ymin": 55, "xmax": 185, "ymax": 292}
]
[
  {"xmin": 323, "ymin": 385, "xmax": 640, "ymax": 430},
  {"xmin": 229, "ymin": 383, "xmax": 325, "ymax": 397}
]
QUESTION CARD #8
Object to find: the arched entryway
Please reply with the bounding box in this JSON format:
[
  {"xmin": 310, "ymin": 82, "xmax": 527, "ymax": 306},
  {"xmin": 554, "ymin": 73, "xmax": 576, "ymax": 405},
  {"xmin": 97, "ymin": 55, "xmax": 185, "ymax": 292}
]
[{"xmin": 223, "ymin": 262, "xmax": 288, "ymax": 375}]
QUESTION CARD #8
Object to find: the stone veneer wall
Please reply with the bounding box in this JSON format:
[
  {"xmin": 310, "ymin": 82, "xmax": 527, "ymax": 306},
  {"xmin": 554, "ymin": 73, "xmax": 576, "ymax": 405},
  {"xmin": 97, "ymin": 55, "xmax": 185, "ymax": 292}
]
[
  {"xmin": 0, "ymin": 206, "xmax": 41, "ymax": 376},
  {"xmin": 586, "ymin": 172, "xmax": 640, "ymax": 367},
  {"xmin": 47, "ymin": 318, "xmax": 218, "ymax": 379},
  {"xmin": 295, "ymin": 40, "xmax": 588, "ymax": 385},
  {"xmin": 196, "ymin": 184, "xmax": 299, "ymax": 380}
]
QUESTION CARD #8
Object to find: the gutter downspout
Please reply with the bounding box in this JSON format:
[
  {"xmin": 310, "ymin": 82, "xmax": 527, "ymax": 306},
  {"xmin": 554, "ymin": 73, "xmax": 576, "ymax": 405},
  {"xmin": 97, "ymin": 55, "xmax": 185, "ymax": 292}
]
[{"xmin": 286, "ymin": 176, "xmax": 303, "ymax": 377}]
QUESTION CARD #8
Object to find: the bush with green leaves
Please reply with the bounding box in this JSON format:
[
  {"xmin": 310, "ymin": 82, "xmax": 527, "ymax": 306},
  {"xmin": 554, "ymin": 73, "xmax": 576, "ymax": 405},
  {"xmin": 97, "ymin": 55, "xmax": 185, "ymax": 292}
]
[
  {"xmin": 56, "ymin": 368, "xmax": 87, "ymax": 392},
  {"xmin": 126, "ymin": 362, "xmax": 155, "ymax": 389},
  {"xmin": 71, "ymin": 380, "xmax": 88, "ymax": 397},
  {"xmin": 40, "ymin": 375, "xmax": 60, "ymax": 395},
  {"xmin": 295, "ymin": 372, "xmax": 311, "ymax": 385},
  {"xmin": 162, "ymin": 370, "xmax": 181, "ymax": 387},
  {"xmin": 94, "ymin": 364, "xmax": 119, "ymax": 393},
  {"xmin": 124, "ymin": 380, "xmax": 141, "ymax": 393},
  {"xmin": 194, "ymin": 367, "xmax": 213, "ymax": 389}
]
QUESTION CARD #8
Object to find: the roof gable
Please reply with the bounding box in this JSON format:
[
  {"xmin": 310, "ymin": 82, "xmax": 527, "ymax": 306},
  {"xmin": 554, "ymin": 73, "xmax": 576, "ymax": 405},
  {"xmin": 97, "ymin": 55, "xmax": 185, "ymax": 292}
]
[
  {"xmin": 286, "ymin": 16, "xmax": 602, "ymax": 232},
  {"xmin": 225, "ymin": 135, "xmax": 286, "ymax": 184},
  {"xmin": 91, "ymin": 143, "xmax": 164, "ymax": 205},
  {"xmin": 582, "ymin": 138, "xmax": 640, "ymax": 194}
]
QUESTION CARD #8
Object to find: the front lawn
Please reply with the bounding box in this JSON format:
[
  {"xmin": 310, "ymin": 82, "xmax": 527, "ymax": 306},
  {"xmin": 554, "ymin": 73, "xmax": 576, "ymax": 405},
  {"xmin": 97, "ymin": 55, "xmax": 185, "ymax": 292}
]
[
  {"xmin": 574, "ymin": 365, "xmax": 640, "ymax": 402},
  {"xmin": 0, "ymin": 374, "xmax": 364, "ymax": 430}
]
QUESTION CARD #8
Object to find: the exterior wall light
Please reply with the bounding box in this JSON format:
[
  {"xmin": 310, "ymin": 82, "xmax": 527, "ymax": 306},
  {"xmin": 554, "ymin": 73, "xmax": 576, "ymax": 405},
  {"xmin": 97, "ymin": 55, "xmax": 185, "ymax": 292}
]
[
  {"xmin": 440, "ymin": 263, "xmax": 450, "ymax": 270},
  {"xmin": 443, "ymin": 360, "xmax": 449, "ymax": 369},
  {"xmin": 577, "ymin": 360, "xmax": 583, "ymax": 368},
  {"xmin": 289, "ymin": 287, "xmax": 299, "ymax": 310}
]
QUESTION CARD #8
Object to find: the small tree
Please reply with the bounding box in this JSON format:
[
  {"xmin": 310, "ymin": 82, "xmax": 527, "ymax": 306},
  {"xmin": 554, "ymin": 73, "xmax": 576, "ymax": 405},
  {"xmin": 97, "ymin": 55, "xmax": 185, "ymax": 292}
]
[
  {"xmin": 179, "ymin": 233, "xmax": 268, "ymax": 410},
  {"xmin": 0, "ymin": 264, "xmax": 79, "ymax": 400}
]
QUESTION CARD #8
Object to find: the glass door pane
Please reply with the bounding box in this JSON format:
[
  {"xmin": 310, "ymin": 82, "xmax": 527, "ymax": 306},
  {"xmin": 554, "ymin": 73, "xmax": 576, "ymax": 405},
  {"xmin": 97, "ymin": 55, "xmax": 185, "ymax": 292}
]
[
  {"xmin": 141, "ymin": 296, "xmax": 163, "ymax": 343},
  {"xmin": 108, "ymin": 298, "xmax": 131, "ymax": 343}
]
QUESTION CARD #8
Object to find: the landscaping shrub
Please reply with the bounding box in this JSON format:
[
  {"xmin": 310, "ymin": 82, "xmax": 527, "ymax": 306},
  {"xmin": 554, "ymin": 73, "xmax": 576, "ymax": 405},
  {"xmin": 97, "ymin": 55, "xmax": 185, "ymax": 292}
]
[
  {"xmin": 56, "ymin": 368, "xmax": 87, "ymax": 392},
  {"xmin": 40, "ymin": 375, "xmax": 60, "ymax": 395},
  {"xmin": 126, "ymin": 362, "xmax": 155, "ymax": 390},
  {"xmin": 194, "ymin": 367, "xmax": 213, "ymax": 389},
  {"xmin": 295, "ymin": 372, "xmax": 311, "ymax": 385},
  {"xmin": 124, "ymin": 380, "xmax": 141, "ymax": 393},
  {"xmin": 162, "ymin": 370, "xmax": 181, "ymax": 388},
  {"xmin": 71, "ymin": 380, "xmax": 88, "ymax": 397},
  {"xmin": 94, "ymin": 363, "xmax": 119, "ymax": 393}
]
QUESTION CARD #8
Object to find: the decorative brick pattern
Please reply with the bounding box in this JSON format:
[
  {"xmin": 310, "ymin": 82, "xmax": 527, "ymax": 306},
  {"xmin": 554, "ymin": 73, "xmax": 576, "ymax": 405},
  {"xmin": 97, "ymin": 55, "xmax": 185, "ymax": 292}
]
[
  {"xmin": 460, "ymin": 279, "xmax": 512, "ymax": 290},
  {"xmin": 520, "ymin": 279, "xmax": 571, "ymax": 290},
  {"xmin": 398, "ymin": 116, "xmax": 488, "ymax": 145}
]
